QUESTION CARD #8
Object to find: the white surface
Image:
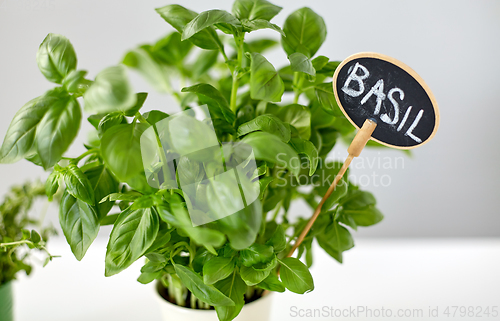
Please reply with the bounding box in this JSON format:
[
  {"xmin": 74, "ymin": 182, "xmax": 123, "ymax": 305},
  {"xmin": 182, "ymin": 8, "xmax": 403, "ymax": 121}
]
[
  {"xmin": 0, "ymin": 0, "xmax": 500, "ymax": 237},
  {"xmin": 13, "ymin": 237, "xmax": 500, "ymax": 321}
]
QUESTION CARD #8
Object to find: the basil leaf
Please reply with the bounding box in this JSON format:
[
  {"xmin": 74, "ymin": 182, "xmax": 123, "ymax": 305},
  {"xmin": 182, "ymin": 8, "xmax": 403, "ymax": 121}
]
[
  {"xmin": 342, "ymin": 190, "xmax": 376, "ymax": 209},
  {"xmin": 203, "ymin": 257, "xmax": 235, "ymax": 285},
  {"xmin": 288, "ymin": 52, "xmax": 315, "ymax": 76},
  {"xmin": 237, "ymin": 114, "xmax": 290, "ymax": 142},
  {"xmin": 340, "ymin": 205, "xmax": 383, "ymax": 227},
  {"xmin": 36, "ymin": 93, "xmax": 81, "ymax": 169},
  {"xmin": 240, "ymin": 244, "xmax": 274, "ymax": 267},
  {"xmin": 183, "ymin": 10, "xmax": 241, "ymax": 40},
  {"xmin": 240, "ymin": 265, "xmax": 270, "ymax": 286},
  {"xmin": 36, "ymin": 33, "xmax": 77, "ymax": 84},
  {"xmin": 97, "ymin": 112, "xmax": 125, "ymax": 136},
  {"xmin": 316, "ymin": 221, "xmax": 354, "ymax": 263},
  {"xmin": 0, "ymin": 94, "xmax": 54, "ymax": 163},
  {"xmin": 62, "ymin": 70, "xmax": 90, "ymax": 94},
  {"xmin": 281, "ymin": 7, "xmax": 327, "ymax": 58},
  {"xmin": 122, "ymin": 47, "xmax": 172, "ymax": 93},
  {"xmin": 173, "ymin": 263, "xmax": 235, "ymax": 307},
  {"xmin": 248, "ymin": 52, "xmax": 284, "ymax": 102},
  {"xmin": 289, "ymin": 138, "xmax": 318, "ymax": 176},
  {"xmin": 256, "ymin": 273, "xmax": 285, "ymax": 292},
  {"xmin": 278, "ymin": 257, "xmax": 314, "ymax": 294},
  {"xmin": 105, "ymin": 206, "xmax": 159, "ymax": 276},
  {"xmin": 246, "ymin": 38, "xmax": 278, "ymax": 53},
  {"xmin": 101, "ymin": 123, "xmax": 148, "ymax": 181},
  {"xmin": 156, "ymin": 5, "xmax": 222, "ymax": 50},
  {"xmin": 83, "ymin": 65, "xmax": 137, "ymax": 114},
  {"xmin": 63, "ymin": 164, "xmax": 95, "ymax": 205},
  {"xmin": 277, "ymin": 104, "xmax": 311, "ymax": 140},
  {"xmin": 45, "ymin": 170, "xmax": 60, "ymax": 201},
  {"xmin": 214, "ymin": 271, "xmax": 247, "ymax": 321},
  {"xmin": 232, "ymin": 0, "xmax": 282, "ymax": 21},
  {"xmin": 181, "ymin": 83, "xmax": 235, "ymax": 124},
  {"xmin": 313, "ymin": 162, "xmax": 348, "ymax": 209},
  {"xmin": 84, "ymin": 165, "xmax": 119, "ymax": 220},
  {"xmin": 315, "ymin": 82, "xmax": 342, "ymax": 116},
  {"xmin": 311, "ymin": 56, "xmax": 330, "ymax": 72},
  {"xmin": 242, "ymin": 19, "xmax": 284, "ymax": 36},
  {"xmin": 191, "ymin": 50, "xmax": 219, "ymax": 79},
  {"xmin": 240, "ymin": 132, "xmax": 299, "ymax": 178},
  {"xmin": 266, "ymin": 224, "xmax": 286, "ymax": 252},
  {"xmin": 125, "ymin": 92, "xmax": 148, "ymax": 117},
  {"xmin": 152, "ymin": 32, "xmax": 192, "ymax": 65},
  {"xmin": 59, "ymin": 191, "xmax": 100, "ymax": 261}
]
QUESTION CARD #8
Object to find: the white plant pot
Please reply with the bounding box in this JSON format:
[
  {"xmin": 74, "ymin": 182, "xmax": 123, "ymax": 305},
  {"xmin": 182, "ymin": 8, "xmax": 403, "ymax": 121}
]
[{"xmin": 155, "ymin": 284, "xmax": 274, "ymax": 321}]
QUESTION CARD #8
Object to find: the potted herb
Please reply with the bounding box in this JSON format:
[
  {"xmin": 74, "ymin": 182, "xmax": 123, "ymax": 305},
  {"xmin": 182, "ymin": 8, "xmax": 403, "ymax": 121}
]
[
  {"xmin": 0, "ymin": 182, "xmax": 57, "ymax": 321},
  {"xmin": 0, "ymin": 1, "xmax": 385, "ymax": 320}
]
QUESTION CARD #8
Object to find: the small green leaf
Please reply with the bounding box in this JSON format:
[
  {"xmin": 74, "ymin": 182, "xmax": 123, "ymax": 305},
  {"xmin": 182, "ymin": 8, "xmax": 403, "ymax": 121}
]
[
  {"xmin": 289, "ymin": 138, "xmax": 318, "ymax": 176},
  {"xmin": 282, "ymin": 7, "xmax": 327, "ymax": 58},
  {"xmin": 266, "ymin": 224, "xmax": 286, "ymax": 252},
  {"xmin": 122, "ymin": 47, "xmax": 171, "ymax": 93},
  {"xmin": 240, "ymin": 265, "xmax": 270, "ymax": 286},
  {"xmin": 214, "ymin": 272, "xmax": 247, "ymax": 321},
  {"xmin": 279, "ymin": 257, "xmax": 314, "ymax": 294},
  {"xmin": 98, "ymin": 112, "xmax": 124, "ymax": 136},
  {"xmin": 36, "ymin": 33, "xmax": 77, "ymax": 84},
  {"xmin": 316, "ymin": 221, "xmax": 354, "ymax": 263},
  {"xmin": 288, "ymin": 52, "xmax": 315, "ymax": 76},
  {"xmin": 85, "ymin": 165, "xmax": 119, "ymax": 220},
  {"xmin": 182, "ymin": 10, "xmax": 241, "ymax": 40},
  {"xmin": 59, "ymin": 191, "xmax": 100, "ymax": 261},
  {"xmin": 340, "ymin": 205, "xmax": 384, "ymax": 227},
  {"xmin": 105, "ymin": 206, "xmax": 159, "ymax": 276},
  {"xmin": 101, "ymin": 123, "xmax": 148, "ymax": 181},
  {"xmin": 237, "ymin": 114, "xmax": 290, "ymax": 142},
  {"xmin": 248, "ymin": 52, "xmax": 284, "ymax": 102},
  {"xmin": 203, "ymin": 257, "xmax": 235, "ymax": 285},
  {"xmin": 45, "ymin": 170, "xmax": 60, "ymax": 201},
  {"xmin": 277, "ymin": 104, "xmax": 311, "ymax": 140},
  {"xmin": 62, "ymin": 70, "xmax": 90, "ymax": 94},
  {"xmin": 232, "ymin": 0, "xmax": 282, "ymax": 21},
  {"xmin": 152, "ymin": 32, "xmax": 192, "ymax": 66},
  {"xmin": 242, "ymin": 19, "xmax": 285, "ymax": 36},
  {"xmin": 181, "ymin": 83, "xmax": 235, "ymax": 124},
  {"xmin": 240, "ymin": 132, "xmax": 300, "ymax": 178},
  {"xmin": 64, "ymin": 164, "xmax": 95, "ymax": 205},
  {"xmin": 30, "ymin": 230, "xmax": 41, "ymax": 244},
  {"xmin": 240, "ymin": 244, "xmax": 274, "ymax": 267},
  {"xmin": 342, "ymin": 190, "xmax": 377, "ymax": 209},
  {"xmin": 83, "ymin": 65, "xmax": 137, "ymax": 114},
  {"xmin": 256, "ymin": 273, "xmax": 285, "ymax": 292},
  {"xmin": 315, "ymin": 82, "xmax": 342, "ymax": 116},
  {"xmin": 311, "ymin": 56, "xmax": 330, "ymax": 71},
  {"xmin": 173, "ymin": 263, "xmax": 235, "ymax": 307},
  {"xmin": 125, "ymin": 93, "xmax": 148, "ymax": 117},
  {"xmin": 156, "ymin": 5, "xmax": 222, "ymax": 50}
]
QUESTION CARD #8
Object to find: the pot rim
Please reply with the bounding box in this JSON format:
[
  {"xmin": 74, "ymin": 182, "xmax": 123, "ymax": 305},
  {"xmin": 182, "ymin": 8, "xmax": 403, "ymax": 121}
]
[{"xmin": 155, "ymin": 281, "xmax": 273, "ymax": 313}]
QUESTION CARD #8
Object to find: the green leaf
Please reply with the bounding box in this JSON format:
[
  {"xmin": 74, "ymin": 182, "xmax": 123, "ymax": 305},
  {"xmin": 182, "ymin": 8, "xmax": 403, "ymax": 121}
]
[
  {"xmin": 137, "ymin": 271, "xmax": 162, "ymax": 284},
  {"xmin": 240, "ymin": 132, "xmax": 300, "ymax": 178},
  {"xmin": 316, "ymin": 221, "xmax": 354, "ymax": 263},
  {"xmin": 247, "ymin": 52, "xmax": 284, "ymax": 102},
  {"xmin": 232, "ymin": 0, "xmax": 282, "ymax": 21},
  {"xmin": 237, "ymin": 114, "xmax": 290, "ymax": 142},
  {"xmin": 156, "ymin": 5, "xmax": 222, "ymax": 50},
  {"xmin": 242, "ymin": 19, "xmax": 284, "ymax": 36},
  {"xmin": 97, "ymin": 112, "xmax": 125, "ymax": 136},
  {"xmin": 122, "ymin": 47, "xmax": 172, "ymax": 93},
  {"xmin": 62, "ymin": 70, "xmax": 90, "ymax": 94},
  {"xmin": 83, "ymin": 65, "xmax": 137, "ymax": 114},
  {"xmin": 125, "ymin": 93, "xmax": 148, "ymax": 117},
  {"xmin": 59, "ymin": 191, "xmax": 100, "ymax": 261},
  {"xmin": 45, "ymin": 170, "xmax": 60, "ymax": 201},
  {"xmin": 30, "ymin": 230, "xmax": 41, "ymax": 244},
  {"xmin": 101, "ymin": 123, "xmax": 148, "ymax": 181},
  {"xmin": 183, "ymin": 10, "xmax": 241, "ymax": 40},
  {"xmin": 173, "ymin": 263, "xmax": 235, "ymax": 307},
  {"xmin": 266, "ymin": 224, "xmax": 286, "ymax": 252},
  {"xmin": 315, "ymin": 82, "xmax": 342, "ymax": 116},
  {"xmin": 278, "ymin": 257, "xmax": 314, "ymax": 294},
  {"xmin": 340, "ymin": 205, "xmax": 383, "ymax": 227},
  {"xmin": 289, "ymin": 138, "xmax": 318, "ymax": 176},
  {"xmin": 313, "ymin": 162, "xmax": 348, "ymax": 209},
  {"xmin": 203, "ymin": 257, "xmax": 235, "ymax": 285},
  {"xmin": 181, "ymin": 83, "xmax": 235, "ymax": 124},
  {"xmin": 63, "ymin": 164, "xmax": 95, "ymax": 205},
  {"xmin": 277, "ymin": 104, "xmax": 311, "ymax": 140},
  {"xmin": 152, "ymin": 32, "xmax": 192, "ymax": 66},
  {"xmin": 288, "ymin": 53, "xmax": 315, "ymax": 76},
  {"xmin": 256, "ymin": 273, "xmax": 285, "ymax": 292},
  {"xmin": 0, "ymin": 94, "xmax": 55, "ymax": 164},
  {"xmin": 240, "ymin": 244, "xmax": 274, "ymax": 267},
  {"xmin": 282, "ymin": 7, "xmax": 327, "ymax": 58},
  {"xmin": 214, "ymin": 272, "xmax": 247, "ymax": 321},
  {"xmin": 240, "ymin": 265, "xmax": 270, "ymax": 286},
  {"xmin": 143, "ymin": 110, "xmax": 169, "ymax": 125},
  {"xmin": 36, "ymin": 33, "xmax": 77, "ymax": 84},
  {"xmin": 36, "ymin": 93, "xmax": 81, "ymax": 169},
  {"xmin": 105, "ymin": 206, "xmax": 159, "ymax": 276},
  {"xmin": 311, "ymin": 56, "xmax": 330, "ymax": 71},
  {"xmin": 84, "ymin": 165, "xmax": 119, "ymax": 220},
  {"xmin": 246, "ymin": 39, "xmax": 279, "ymax": 53}
]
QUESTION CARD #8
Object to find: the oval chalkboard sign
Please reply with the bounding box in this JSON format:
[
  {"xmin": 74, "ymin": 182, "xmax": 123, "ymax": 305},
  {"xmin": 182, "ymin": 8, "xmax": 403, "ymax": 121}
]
[{"xmin": 333, "ymin": 52, "xmax": 439, "ymax": 149}]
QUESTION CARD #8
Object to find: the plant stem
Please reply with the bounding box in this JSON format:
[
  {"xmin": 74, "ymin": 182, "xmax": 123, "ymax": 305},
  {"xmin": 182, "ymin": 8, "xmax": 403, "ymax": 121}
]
[
  {"xmin": 293, "ymin": 72, "xmax": 305, "ymax": 104},
  {"xmin": 230, "ymin": 34, "xmax": 245, "ymax": 113},
  {"xmin": 73, "ymin": 148, "xmax": 99, "ymax": 163}
]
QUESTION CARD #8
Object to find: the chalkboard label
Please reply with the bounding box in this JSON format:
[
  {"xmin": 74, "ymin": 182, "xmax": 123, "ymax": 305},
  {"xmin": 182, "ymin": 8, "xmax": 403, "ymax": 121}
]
[{"xmin": 333, "ymin": 52, "xmax": 439, "ymax": 149}]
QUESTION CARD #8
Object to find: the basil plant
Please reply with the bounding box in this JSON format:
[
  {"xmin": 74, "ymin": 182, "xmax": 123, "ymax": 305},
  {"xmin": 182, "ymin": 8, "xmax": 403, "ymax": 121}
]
[{"xmin": 0, "ymin": 0, "xmax": 384, "ymax": 320}]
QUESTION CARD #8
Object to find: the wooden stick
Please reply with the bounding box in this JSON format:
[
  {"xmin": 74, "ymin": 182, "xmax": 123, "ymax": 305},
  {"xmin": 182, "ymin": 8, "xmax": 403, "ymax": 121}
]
[{"xmin": 286, "ymin": 119, "xmax": 377, "ymax": 258}]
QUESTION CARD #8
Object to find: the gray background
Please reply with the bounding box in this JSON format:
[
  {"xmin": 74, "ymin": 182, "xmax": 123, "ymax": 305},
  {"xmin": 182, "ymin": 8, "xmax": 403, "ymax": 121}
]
[{"xmin": 0, "ymin": 0, "xmax": 499, "ymax": 237}]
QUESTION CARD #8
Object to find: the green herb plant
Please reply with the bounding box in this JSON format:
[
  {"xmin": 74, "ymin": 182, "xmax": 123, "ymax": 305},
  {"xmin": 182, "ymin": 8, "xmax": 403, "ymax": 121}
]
[
  {"xmin": 0, "ymin": 182, "xmax": 58, "ymax": 286},
  {"xmin": 0, "ymin": 1, "xmax": 384, "ymax": 320}
]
